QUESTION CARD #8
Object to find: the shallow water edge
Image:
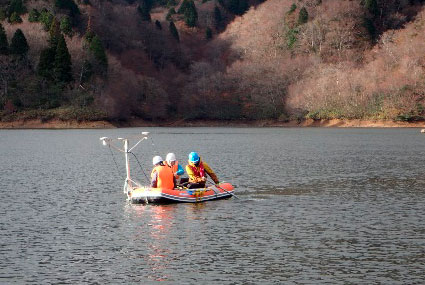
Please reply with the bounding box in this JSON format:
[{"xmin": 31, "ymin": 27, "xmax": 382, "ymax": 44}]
[{"xmin": 1, "ymin": 118, "xmax": 425, "ymax": 129}]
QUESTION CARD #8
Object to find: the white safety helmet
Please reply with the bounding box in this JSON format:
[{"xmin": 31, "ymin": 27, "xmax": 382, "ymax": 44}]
[
  {"xmin": 152, "ymin": 155, "xmax": 163, "ymax": 165},
  {"xmin": 166, "ymin": 153, "xmax": 176, "ymax": 164}
]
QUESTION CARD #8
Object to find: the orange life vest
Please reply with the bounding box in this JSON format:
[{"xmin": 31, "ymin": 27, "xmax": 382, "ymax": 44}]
[
  {"xmin": 187, "ymin": 161, "xmax": 205, "ymax": 178},
  {"xmin": 166, "ymin": 160, "xmax": 179, "ymax": 177},
  {"xmin": 153, "ymin": 165, "xmax": 174, "ymax": 189}
]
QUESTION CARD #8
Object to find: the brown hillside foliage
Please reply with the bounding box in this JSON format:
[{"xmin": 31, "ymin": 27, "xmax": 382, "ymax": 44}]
[
  {"xmin": 185, "ymin": 0, "xmax": 425, "ymax": 120},
  {"xmin": 101, "ymin": 56, "xmax": 170, "ymax": 120},
  {"xmin": 1, "ymin": 0, "xmax": 424, "ymax": 122},
  {"xmin": 287, "ymin": 8, "xmax": 425, "ymax": 120}
]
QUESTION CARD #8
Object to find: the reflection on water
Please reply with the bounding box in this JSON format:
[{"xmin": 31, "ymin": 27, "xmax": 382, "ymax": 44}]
[
  {"xmin": 124, "ymin": 203, "xmax": 212, "ymax": 282},
  {"xmin": 0, "ymin": 128, "xmax": 425, "ymax": 283}
]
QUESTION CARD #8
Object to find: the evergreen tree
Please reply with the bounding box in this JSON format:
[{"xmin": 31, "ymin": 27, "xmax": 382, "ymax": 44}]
[
  {"xmin": 298, "ymin": 7, "xmax": 308, "ymax": 25},
  {"xmin": 138, "ymin": 0, "xmax": 151, "ymax": 22},
  {"xmin": 167, "ymin": 0, "xmax": 177, "ymax": 7},
  {"xmin": 225, "ymin": 0, "xmax": 245, "ymax": 15},
  {"xmin": 288, "ymin": 3, "xmax": 296, "ymax": 14},
  {"xmin": 363, "ymin": 17, "xmax": 376, "ymax": 41},
  {"xmin": 0, "ymin": 8, "xmax": 6, "ymax": 21},
  {"xmin": 166, "ymin": 7, "xmax": 176, "ymax": 21},
  {"xmin": 169, "ymin": 21, "xmax": 179, "ymax": 42},
  {"xmin": 54, "ymin": 34, "xmax": 72, "ymax": 82},
  {"xmin": 8, "ymin": 0, "xmax": 26, "ymax": 16},
  {"xmin": 38, "ymin": 47, "xmax": 56, "ymax": 79},
  {"xmin": 49, "ymin": 18, "xmax": 61, "ymax": 49},
  {"xmin": 178, "ymin": 0, "xmax": 190, "ymax": 14},
  {"xmin": 89, "ymin": 35, "xmax": 108, "ymax": 73},
  {"xmin": 155, "ymin": 20, "xmax": 162, "ymax": 30},
  {"xmin": 10, "ymin": 29, "xmax": 28, "ymax": 56},
  {"xmin": 28, "ymin": 9, "xmax": 40, "ymax": 22},
  {"xmin": 237, "ymin": 0, "xmax": 248, "ymax": 15},
  {"xmin": 55, "ymin": 0, "xmax": 80, "ymax": 17},
  {"xmin": 364, "ymin": 0, "xmax": 378, "ymax": 16},
  {"xmin": 214, "ymin": 6, "xmax": 222, "ymax": 29},
  {"xmin": 40, "ymin": 9, "xmax": 54, "ymax": 31},
  {"xmin": 38, "ymin": 18, "xmax": 62, "ymax": 80},
  {"xmin": 60, "ymin": 16, "xmax": 73, "ymax": 36},
  {"xmin": 8, "ymin": 12, "xmax": 22, "ymax": 24},
  {"xmin": 205, "ymin": 27, "xmax": 212, "ymax": 39},
  {"xmin": 0, "ymin": 23, "xmax": 8, "ymax": 54},
  {"xmin": 184, "ymin": 0, "xmax": 197, "ymax": 27},
  {"xmin": 80, "ymin": 60, "xmax": 93, "ymax": 83}
]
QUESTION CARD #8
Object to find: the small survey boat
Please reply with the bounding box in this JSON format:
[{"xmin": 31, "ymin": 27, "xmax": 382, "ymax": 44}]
[
  {"xmin": 129, "ymin": 182, "xmax": 235, "ymax": 204},
  {"xmin": 100, "ymin": 133, "xmax": 236, "ymax": 204}
]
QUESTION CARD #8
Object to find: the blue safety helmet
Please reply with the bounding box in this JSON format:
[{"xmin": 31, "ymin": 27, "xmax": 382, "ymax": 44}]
[{"xmin": 188, "ymin": 152, "xmax": 200, "ymax": 163}]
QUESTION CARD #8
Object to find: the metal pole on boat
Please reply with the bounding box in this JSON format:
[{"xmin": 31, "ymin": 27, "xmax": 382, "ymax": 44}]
[{"xmin": 124, "ymin": 139, "xmax": 132, "ymax": 189}]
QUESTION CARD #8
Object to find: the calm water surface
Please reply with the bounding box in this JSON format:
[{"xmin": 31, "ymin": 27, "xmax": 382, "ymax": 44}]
[{"xmin": 1, "ymin": 128, "xmax": 424, "ymax": 284}]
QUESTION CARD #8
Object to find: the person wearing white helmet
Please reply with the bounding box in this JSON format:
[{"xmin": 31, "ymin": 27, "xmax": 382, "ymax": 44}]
[
  {"xmin": 150, "ymin": 155, "xmax": 175, "ymax": 189},
  {"xmin": 165, "ymin": 153, "xmax": 185, "ymax": 183}
]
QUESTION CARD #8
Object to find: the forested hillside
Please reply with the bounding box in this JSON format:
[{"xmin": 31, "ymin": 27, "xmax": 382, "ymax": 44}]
[{"xmin": 0, "ymin": 0, "xmax": 424, "ymax": 123}]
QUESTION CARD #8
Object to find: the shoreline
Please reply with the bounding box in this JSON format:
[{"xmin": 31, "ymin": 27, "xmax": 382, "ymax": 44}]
[{"xmin": 0, "ymin": 118, "xmax": 425, "ymax": 129}]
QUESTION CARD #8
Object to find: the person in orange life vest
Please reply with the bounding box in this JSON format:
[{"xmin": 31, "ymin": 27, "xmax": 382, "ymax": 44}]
[
  {"xmin": 185, "ymin": 152, "xmax": 219, "ymax": 189},
  {"xmin": 151, "ymin": 155, "xmax": 175, "ymax": 189},
  {"xmin": 165, "ymin": 153, "xmax": 185, "ymax": 184}
]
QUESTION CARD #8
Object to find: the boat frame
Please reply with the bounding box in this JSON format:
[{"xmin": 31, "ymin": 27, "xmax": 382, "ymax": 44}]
[{"xmin": 100, "ymin": 133, "xmax": 235, "ymax": 204}]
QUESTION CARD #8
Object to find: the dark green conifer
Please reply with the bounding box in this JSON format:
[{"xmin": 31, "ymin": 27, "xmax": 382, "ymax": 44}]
[
  {"xmin": 28, "ymin": 9, "xmax": 40, "ymax": 22},
  {"xmin": 178, "ymin": 0, "xmax": 189, "ymax": 14},
  {"xmin": 364, "ymin": 0, "xmax": 378, "ymax": 16},
  {"xmin": 237, "ymin": 0, "xmax": 248, "ymax": 15},
  {"xmin": 38, "ymin": 18, "xmax": 62, "ymax": 79},
  {"xmin": 55, "ymin": 0, "xmax": 80, "ymax": 17},
  {"xmin": 38, "ymin": 47, "xmax": 56, "ymax": 78},
  {"xmin": 166, "ymin": 7, "xmax": 176, "ymax": 21},
  {"xmin": 89, "ymin": 35, "xmax": 108, "ymax": 72},
  {"xmin": 49, "ymin": 18, "xmax": 61, "ymax": 49},
  {"xmin": 60, "ymin": 16, "xmax": 73, "ymax": 36},
  {"xmin": 80, "ymin": 60, "xmax": 93, "ymax": 83},
  {"xmin": 288, "ymin": 3, "xmax": 296, "ymax": 14},
  {"xmin": 10, "ymin": 29, "xmax": 28, "ymax": 56},
  {"xmin": 40, "ymin": 9, "xmax": 54, "ymax": 31},
  {"xmin": 184, "ymin": 0, "xmax": 197, "ymax": 27},
  {"xmin": 0, "ymin": 23, "xmax": 8, "ymax": 54},
  {"xmin": 298, "ymin": 7, "xmax": 308, "ymax": 25},
  {"xmin": 169, "ymin": 21, "xmax": 179, "ymax": 42},
  {"xmin": 0, "ymin": 8, "xmax": 6, "ymax": 21},
  {"xmin": 214, "ymin": 6, "xmax": 222, "ymax": 29},
  {"xmin": 226, "ymin": 0, "xmax": 237, "ymax": 14},
  {"xmin": 8, "ymin": 0, "xmax": 26, "ymax": 16},
  {"xmin": 167, "ymin": 0, "xmax": 177, "ymax": 7},
  {"xmin": 205, "ymin": 27, "xmax": 212, "ymax": 39},
  {"xmin": 8, "ymin": 12, "xmax": 22, "ymax": 24},
  {"xmin": 138, "ymin": 0, "xmax": 152, "ymax": 21},
  {"xmin": 54, "ymin": 34, "xmax": 72, "ymax": 82}
]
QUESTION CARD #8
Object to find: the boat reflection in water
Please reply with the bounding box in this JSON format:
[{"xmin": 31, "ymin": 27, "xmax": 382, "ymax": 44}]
[
  {"xmin": 124, "ymin": 203, "xmax": 208, "ymax": 281},
  {"xmin": 126, "ymin": 204, "xmax": 175, "ymax": 281}
]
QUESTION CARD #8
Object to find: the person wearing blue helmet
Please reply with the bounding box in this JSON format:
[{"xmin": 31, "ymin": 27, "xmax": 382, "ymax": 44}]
[{"xmin": 185, "ymin": 152, "xmax": 219, "ymax": 189}]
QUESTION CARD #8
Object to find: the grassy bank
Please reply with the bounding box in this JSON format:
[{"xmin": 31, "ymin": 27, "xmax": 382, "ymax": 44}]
[{"xmin": 1, "ymin": 114, "xmax": 425, "ymax": 129}]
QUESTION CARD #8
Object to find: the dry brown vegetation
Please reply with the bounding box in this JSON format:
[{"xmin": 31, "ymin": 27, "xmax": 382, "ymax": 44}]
[
  {"xmin": 1, "ymin": 0, "xmax": 425, "ymax": 123},
  {"xmin": 186, "ymin": 0, "xmax": 425, "ymax": 121}
]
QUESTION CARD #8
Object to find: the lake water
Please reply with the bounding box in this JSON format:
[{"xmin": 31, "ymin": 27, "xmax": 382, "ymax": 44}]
[{"xmin": 1, "ymin": 128, "xmax": 424, "ymax": 284}]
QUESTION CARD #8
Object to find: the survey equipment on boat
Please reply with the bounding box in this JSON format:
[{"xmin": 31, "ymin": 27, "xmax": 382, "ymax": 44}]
[
  {"xmin": 100, "ymin": 132, "xmax": 236, "ymax": 204},
  {"xmin": 100, "ymin": 132, "xmax": 150, "ymax": 193}
]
